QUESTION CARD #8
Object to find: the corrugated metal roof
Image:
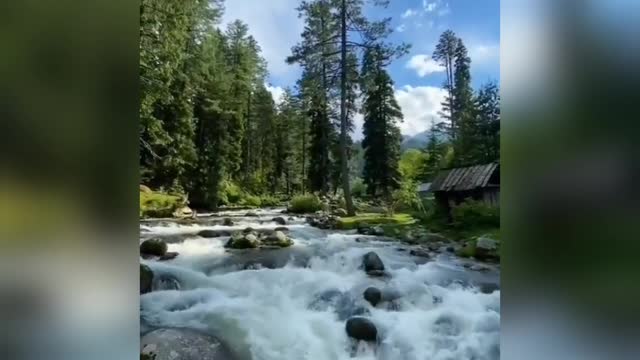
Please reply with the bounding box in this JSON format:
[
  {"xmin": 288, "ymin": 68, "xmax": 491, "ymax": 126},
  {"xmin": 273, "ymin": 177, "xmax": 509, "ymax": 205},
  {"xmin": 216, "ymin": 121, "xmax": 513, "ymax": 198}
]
[{"xmin": 430, "ymin": 163, "xmax": 499, "ymax": 192}]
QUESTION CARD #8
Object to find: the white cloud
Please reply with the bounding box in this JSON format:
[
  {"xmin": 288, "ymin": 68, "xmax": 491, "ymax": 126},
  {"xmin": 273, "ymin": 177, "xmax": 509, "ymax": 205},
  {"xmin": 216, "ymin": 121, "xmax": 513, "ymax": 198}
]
[
  {"xmin": 396, "ymin": 24, "xmax": 407, "ymax": 33},
  {"xmin": 423, "ymin": 1, "xmax": 437, "ymax": 13},
  {"xmin": 222, "ymin": 0, "xmax": 303, "ymax": 83},
  {"xmin": 469, "ymin": 43, "xmax": 500, "ymax": 64},
  {"xmin": 266, "ymin": 84, "xmax": 285, "ymax": 105},
  {"xmin": 406, "ymin": 55, "xmax": 445, "ymax": 77},
  {"xmin": 352, "ymin": 85, "xmax": 447, "ymax": 139},
  {"xmin": 394, "ymin": 86, "xmax": 448, "ymax": 136},
  {"xmin": 402, "ymin": 9, "xmax": 417, "ymax": 18}
]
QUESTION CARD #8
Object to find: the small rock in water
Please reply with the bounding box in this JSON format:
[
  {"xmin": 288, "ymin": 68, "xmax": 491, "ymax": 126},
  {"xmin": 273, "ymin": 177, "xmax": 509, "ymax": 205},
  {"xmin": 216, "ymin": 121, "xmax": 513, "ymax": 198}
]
[
  {"xmin": 141, "ymin": 328, "xmax": 235, "ymax": 360},
  {"xmin": 371, "ymin": 226, "xmax": 385, "ymax": 236},
  {"xmin": 153, "ymin": 274, "xmax": 181, "ymax": 291},
  {"xmin": 222, "ymin": 218, "xmax": 234, "ymax": 226},
  {"xmin": 363, "ymin": 287, "xmax": 382, "ymax": 307},
  {"xmin": 140, "ymin": 239, "xmax": 167, "ymax": 257},
  {"xmin": 159, "ymin": 252, "xmax": 179, "ymax": 261},
  {"xmin": 242, "ymin": 227, "xmax": 255, "ymax": 234},
  {"xmin": 245, "ymin": 211, "xmax": 259, "ymax": 217},
  {"xmin": 362, "ymin": 251, "xmax": 385, "ymax": 273},
  {"xmin": 410, "ymin": 248, "xmax": 430, "ymax": 258},
  {"xmin": 345, "ymin": 317, "xmax": 378, "ymax": 342},
  {"xmin": 272, "ymin": 217, "xmax": 286, "ymax": 225},
  {"xmin": 140, "ymin": 264, "xmax": 153, "ymax": 294},
  {"xmin": 263, "ymin": 231, "xmax": 293, "ymax": 247},
  {"xmin": 274, "ymin": 226, "xmax": 289, "ymax": 232}
]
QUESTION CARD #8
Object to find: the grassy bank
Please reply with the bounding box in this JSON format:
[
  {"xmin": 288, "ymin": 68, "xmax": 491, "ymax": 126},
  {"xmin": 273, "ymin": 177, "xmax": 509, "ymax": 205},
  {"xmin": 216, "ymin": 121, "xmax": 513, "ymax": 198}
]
[
  {"xmin": 335, "ymin": 213, "xmax": 415, "ymax": 230},
  {"xmin": 139, "ymin": 188, "xmax": 185, "ymax": 218}
]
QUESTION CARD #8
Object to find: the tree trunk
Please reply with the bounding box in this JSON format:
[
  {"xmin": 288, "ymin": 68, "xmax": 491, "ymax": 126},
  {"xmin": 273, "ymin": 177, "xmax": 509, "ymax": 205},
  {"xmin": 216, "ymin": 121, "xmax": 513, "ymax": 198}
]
[{"xmin": 340, "ymin": 0, "xmax": 355, "ymax": 215}]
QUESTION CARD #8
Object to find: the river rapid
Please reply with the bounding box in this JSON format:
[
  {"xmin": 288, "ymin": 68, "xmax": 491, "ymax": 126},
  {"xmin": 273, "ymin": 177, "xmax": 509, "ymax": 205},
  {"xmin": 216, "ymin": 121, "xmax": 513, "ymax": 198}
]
[{"xmin": 140, "ymin": 208, "xmax": 500, "ymax": 360}]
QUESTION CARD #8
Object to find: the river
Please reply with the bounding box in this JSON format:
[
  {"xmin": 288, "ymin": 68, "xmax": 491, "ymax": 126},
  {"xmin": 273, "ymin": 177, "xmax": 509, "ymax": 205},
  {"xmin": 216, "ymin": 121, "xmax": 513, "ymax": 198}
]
[{"xmin": 140, "ymin": 208, "xmax": 500, "ymax": 360}]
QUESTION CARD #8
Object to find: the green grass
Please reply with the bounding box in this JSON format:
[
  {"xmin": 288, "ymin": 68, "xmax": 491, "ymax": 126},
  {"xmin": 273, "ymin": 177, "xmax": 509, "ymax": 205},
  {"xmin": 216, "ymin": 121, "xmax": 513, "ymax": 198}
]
[
  {"xmin": 139, "ymin": 191, "xmax": 185, "ymax": 218},
  {"xmin": 336, "ymin": 213, "xmax": 415, "ymax": 230}
]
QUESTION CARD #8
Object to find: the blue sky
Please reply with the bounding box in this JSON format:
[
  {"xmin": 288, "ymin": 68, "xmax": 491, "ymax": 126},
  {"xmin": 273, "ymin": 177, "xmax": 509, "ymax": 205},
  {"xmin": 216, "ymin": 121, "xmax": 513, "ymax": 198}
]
[{"xmin": 222, "ymin": 0, "xmax": 500, "ymax": 138}]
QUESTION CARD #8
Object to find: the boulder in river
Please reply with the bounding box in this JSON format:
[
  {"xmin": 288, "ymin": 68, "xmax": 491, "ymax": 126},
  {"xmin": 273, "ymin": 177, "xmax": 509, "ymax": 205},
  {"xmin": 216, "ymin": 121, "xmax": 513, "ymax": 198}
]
[
  {"xmin": 410, "ymin": 248, "xmax": 430, "ymax": 258},
  {"xmin": 345, "ymin": 317, "xmax": 378, "ymax": 342},
  {"xmin": 225, "ymin": 232, "xmax": 259, "ymax": 249},
  {"xmin": 371, "ymin": 226, "xmax": 385, "ymax": 236},
  {"xmin": 173, "ymin": 206, "xmax": 194, "ymax": 218},
  {"xmin": 263, "ymin": 231, "xmax": 293, "ymax": 247},
  {"xmin": 272, "ymin": 217, "xmax": 286, "ymax": 225},
  {"xmin": 245, "ymin": 211, "xmax": 259, "ymax": 217},
  {"xmin": 140, "ymin": 264, "xmax": 153, "ymax": 294},
  {"xmin": 333, "ymin": 208, "xmax": 348, "ymax": 217},
  {"xmin": 357, "ymin": 223, "xmax": 372, "ymax": 235},
  {"xmin": 141, "ymin": 328, "xmax": 235, "ymax": 360},
  {"xmin": 475, "ymin": 237, "xmax": 499, "ymax": 260},
  {"xmin": 363, "ymin": 287, "xmax": 382, "ymax": 307},
  {"xmin": 362, "ymin": 251, "xmax": 385, "ymax": 273},
  {"xmin": 222, "ymin": 218, "xmax": 234, "ymax": 226},
  {"xmin": 274, "ymin": 226, "xmax": 289, "ymax": 232},
  {"xmin": 140, "ymin": 239, "xmax": 168, "ymax": 257}
]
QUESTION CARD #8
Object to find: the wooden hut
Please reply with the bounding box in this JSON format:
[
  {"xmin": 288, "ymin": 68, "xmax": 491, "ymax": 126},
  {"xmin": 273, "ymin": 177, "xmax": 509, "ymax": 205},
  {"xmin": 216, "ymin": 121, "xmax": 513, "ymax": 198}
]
[{"xmin": 430, "ymin": 163, "xmax": 500, "ymax": 212}]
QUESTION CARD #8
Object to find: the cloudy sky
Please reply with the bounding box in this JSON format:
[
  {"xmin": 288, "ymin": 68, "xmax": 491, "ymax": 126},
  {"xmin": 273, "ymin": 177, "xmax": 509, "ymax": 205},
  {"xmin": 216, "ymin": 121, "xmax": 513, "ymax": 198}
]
[{"xmin": 222, "ymin": 0, "xmax": 500, "ymax": 139}]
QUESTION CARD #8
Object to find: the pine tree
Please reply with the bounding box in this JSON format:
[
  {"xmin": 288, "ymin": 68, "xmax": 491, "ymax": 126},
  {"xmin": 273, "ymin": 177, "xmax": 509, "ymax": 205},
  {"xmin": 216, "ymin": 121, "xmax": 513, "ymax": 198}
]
[
  {"xmin": 361, "ymin": 46, "xmax": 403, "ymax": 198},
  {"xmin": 432, "ymin": 30, "xmax": 459, "ymax": 140},
  {"xmin": 474, "ymin": 81, "xmax": 500, "ymax": 163}
]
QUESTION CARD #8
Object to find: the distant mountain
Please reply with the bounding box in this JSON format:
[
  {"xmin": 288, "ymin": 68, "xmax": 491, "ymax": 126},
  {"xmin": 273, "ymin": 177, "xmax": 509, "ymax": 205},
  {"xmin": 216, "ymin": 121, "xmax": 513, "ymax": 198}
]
[{"xmin": 401, "ymin": 130, "xmax": 448, "ymax": 151}]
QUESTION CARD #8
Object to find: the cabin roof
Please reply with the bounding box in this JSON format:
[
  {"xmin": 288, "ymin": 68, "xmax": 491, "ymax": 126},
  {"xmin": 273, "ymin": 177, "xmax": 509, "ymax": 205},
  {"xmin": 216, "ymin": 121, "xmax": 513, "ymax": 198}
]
[{"xmin": 430, "ymin": 163, "xmax": 499, "ymax": 192}]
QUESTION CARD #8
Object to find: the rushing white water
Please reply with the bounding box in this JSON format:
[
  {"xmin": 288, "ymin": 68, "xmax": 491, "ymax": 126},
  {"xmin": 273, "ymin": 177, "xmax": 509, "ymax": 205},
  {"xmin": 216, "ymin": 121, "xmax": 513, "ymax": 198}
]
[{"xmin": 140, "ymin": 209, "xmax": 500, "ymax": 360}]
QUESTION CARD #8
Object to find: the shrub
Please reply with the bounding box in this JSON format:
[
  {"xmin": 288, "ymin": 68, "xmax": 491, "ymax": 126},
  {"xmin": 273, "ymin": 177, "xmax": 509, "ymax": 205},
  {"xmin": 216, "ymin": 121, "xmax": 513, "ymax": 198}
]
[
  {"xmin": 288, "ymin": 194, "xmax": 323, "ymax": 213},
  {"xmin": 139, "ymin": 191, "xmax": 185, "ymax": 218},
  {"xmin": 242, "ymin": 194, "xmax": 262, "ymax": 207},
  {"xmin": 260, "ymin": 195, "xmax": 281, "ymax": 207},
  {"xmin": 351, "ymin": 178, "xmax": 367, "ymax": 198},
  {"xmin": 451, "ymin": 199, "xmax": 499, "ymax": 229}
]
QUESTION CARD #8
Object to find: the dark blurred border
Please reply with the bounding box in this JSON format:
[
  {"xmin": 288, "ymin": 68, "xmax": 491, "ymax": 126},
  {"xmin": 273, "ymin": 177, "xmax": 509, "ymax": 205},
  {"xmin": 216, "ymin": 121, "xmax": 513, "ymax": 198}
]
[
  {"xmin": 502, "ymin": 0, "xmax": 640, "ymax": 359},
  {"xmin": 0, "ymin": 0, "xmax": 139, "ymax": 359}
]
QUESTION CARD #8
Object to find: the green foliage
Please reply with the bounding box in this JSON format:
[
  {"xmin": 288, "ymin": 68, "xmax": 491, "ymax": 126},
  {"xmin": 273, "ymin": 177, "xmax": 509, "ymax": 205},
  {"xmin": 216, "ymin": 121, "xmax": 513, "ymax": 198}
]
[
  {"xmin": 399, "ymin": 149, "xmax": 427, "ymax": 181},
  {"xmin": 388, "ymin": 180, "xmax": 425, "ymax": 215},
  {"xmin": 139, "ymin": 191, "xmax": 185, "ymax": 218},
  {"xmin": 259, "ymin": 195, "xmax": 281, "ymax": 207},
  {"xmin": 288, "ymin": 194, "xmax": 323, "ymax": 214},
  {"xmin": 451, "ymin": 199, "xmax": 500, "ymax": 229},
  {"xmin": 241, "ymin": 194, "xmax": 262, "ymax": 207},
  {"xmin": 361, "ymin": 47, "xmax": 403, "ymax": 198},
  {"xmin": 351, "ymin": 178, "xmax": 367, "ymax": 198}
]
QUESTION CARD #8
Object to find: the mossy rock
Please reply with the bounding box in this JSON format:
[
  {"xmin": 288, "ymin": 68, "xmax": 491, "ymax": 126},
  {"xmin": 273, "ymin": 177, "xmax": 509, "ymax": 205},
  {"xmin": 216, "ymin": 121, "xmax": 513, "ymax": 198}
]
[
  {"xmin": 140, "ymin": 264, "xmax": 153, "ymax": 294},
  {"xmin": 225, "ymin": 232, "xmax": 259, "ymax": 249},
  {"xmin": 139, "ymin": 185, "xmax": 152, "ymax": 193},
  {"xmin": 263, "ymin": 230, "xmax": 293, "ymax": 247},
  {"xmin": 140, "ymin": 239, "xmax": 168, "ymax": 256}
]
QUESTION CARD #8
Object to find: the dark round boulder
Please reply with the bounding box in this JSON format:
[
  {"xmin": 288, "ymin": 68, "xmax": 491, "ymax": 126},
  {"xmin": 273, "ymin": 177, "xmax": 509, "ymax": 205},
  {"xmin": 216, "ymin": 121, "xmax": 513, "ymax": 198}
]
[
  {"xmin": 345, "ymin": 317, "xmax": 377, "ymax": 342},
  {"xmin": 242, "ymin": 227, "xmax": 255, "ymax": 234},
  {"xmin": 141, "ymin": 328, "xmax": 235, "ymax": 360},
  {"xmin": 410, "ymin": 248, "xmax": 430, "ymax": 258},
  {"xmin": 274, "ymin": 226, "xmax": 289, "ymax": 232},
  {"xmin": 245, "ymin": 211, "xmax": 259, "ymax": 217},
  {"xmin": 222, "ymin": 218, "xmax": 234, "ymax": 226},
  {"xmin": 363, "ymin": 287, "xmax": 382, "ymax": 307},
  {"xmin": 140, "ymin": 264, "xmax": 153, "ymax": 294},
  {"xmin": 272, "ymin": 217, "xmax": 286, "ymax": 225},
  {"xmin": 362, "ymin": 251, "xmax": 385, "ymax": 273},
  {"xmin": 140, "ymin": 239, "xmax": 168, "ymax": 256}
]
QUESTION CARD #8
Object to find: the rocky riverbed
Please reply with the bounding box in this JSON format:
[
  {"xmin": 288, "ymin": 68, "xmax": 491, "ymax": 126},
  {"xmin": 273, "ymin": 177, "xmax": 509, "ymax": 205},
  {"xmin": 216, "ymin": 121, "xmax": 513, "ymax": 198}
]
[{"xmin": 140, "ymin": 208, "xmax": 500, "ymax": 360}]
